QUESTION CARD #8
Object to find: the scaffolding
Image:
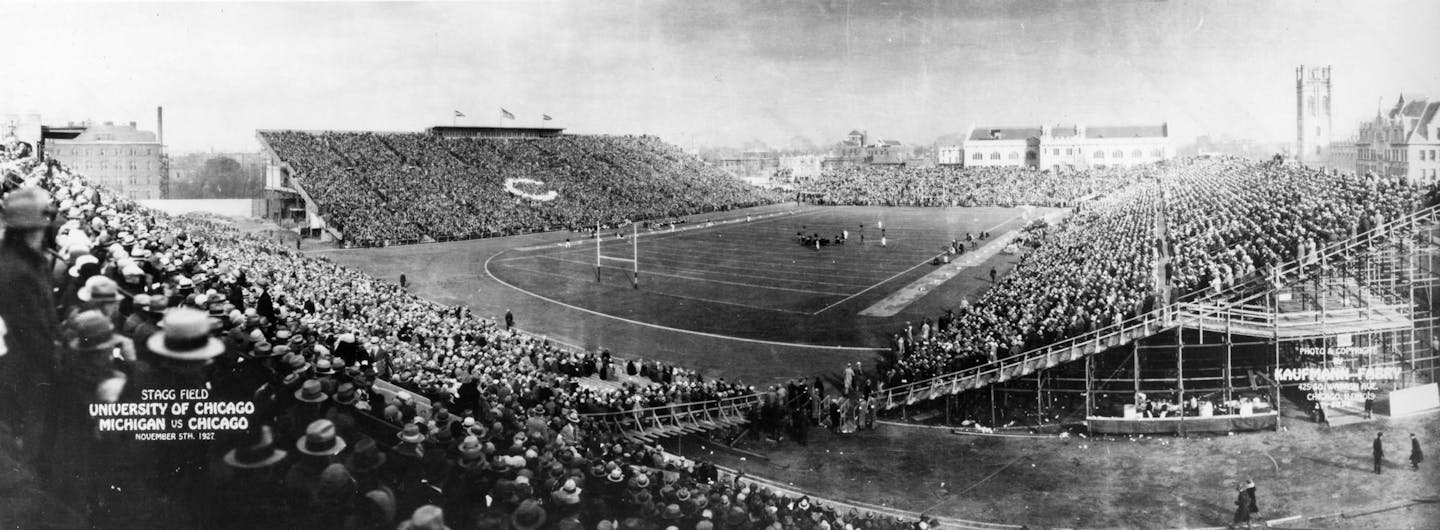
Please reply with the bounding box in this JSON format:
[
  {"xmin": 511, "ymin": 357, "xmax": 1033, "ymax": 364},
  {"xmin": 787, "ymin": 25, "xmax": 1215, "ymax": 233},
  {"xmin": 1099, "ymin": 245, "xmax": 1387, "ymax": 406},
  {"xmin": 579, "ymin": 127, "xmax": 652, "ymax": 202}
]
[{"xmin": 888, "ymin": 205, "xmax": 1440, "ymax": 432}]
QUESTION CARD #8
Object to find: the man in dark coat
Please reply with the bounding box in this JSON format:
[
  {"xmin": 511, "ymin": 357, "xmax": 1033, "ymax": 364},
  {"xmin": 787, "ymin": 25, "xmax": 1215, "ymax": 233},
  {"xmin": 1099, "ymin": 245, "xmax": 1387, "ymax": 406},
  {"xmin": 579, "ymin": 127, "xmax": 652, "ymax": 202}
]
[
  {"xmin": 0, "ymin": 187, "xmax": 60, "ymax": 465},
  {"xmin": 1411, "ymin": 433, "xmax": 1424, "ymax": 471},
  {"xmin": 504, "ymin": 309, "xmax": 514, "ymax": 330},
  {"xmin": 1373, "ymin": 432, "xmax": 1385, "ymax": 474},
  {"xmin": 256, "ymin": 278, "xmax": 276, "ymax": 320}
]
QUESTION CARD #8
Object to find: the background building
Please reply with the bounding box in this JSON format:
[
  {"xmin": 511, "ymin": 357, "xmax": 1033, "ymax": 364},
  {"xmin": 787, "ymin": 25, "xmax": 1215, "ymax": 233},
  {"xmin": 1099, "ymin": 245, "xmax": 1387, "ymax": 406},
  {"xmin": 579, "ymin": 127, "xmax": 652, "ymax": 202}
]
[
  {"xmin": 47, "ymin": 119, "xmax": 165, "ymax": 200},
  {"xmin": 1296, "ymin": 65, "xmax": 1333, "ymax": 166},
  {"xmin": 778, "ymin": 154, "xmax": 824, "ymax": 177},
  {"xmin": 958, "ymin": 123, "xmax": 1172, "ymax": 170},
  {"xmin": 1355, "ymin": 93, "xmax": 1440, "ymax": 184},
  {"xmin": 936, "ymin": 145, "xmax": 965, "ymax": 165}
]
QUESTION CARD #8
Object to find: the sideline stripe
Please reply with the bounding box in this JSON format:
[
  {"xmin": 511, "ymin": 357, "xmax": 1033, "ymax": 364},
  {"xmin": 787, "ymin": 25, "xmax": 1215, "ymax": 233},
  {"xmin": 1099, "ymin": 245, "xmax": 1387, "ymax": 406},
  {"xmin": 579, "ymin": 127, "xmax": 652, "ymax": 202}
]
[{"xmin": 483, "ymin": 249, "xmax": 882, "ymax": 352}]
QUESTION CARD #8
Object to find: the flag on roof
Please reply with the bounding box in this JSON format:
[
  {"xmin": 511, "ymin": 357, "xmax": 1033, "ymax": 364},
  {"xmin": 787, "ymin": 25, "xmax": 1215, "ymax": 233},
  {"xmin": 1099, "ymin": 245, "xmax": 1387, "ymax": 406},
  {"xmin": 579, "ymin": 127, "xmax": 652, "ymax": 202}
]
[
  {"xmin": 500, "ymin": 108, "xmax": 515, "ymax": 120},
  {"xmin": 454, "ymin": 110, "xmax": 465, "ymax": 118},
  {"xmin": 543, "ymin": 114, "xmax": 552, "ymax": 121}
]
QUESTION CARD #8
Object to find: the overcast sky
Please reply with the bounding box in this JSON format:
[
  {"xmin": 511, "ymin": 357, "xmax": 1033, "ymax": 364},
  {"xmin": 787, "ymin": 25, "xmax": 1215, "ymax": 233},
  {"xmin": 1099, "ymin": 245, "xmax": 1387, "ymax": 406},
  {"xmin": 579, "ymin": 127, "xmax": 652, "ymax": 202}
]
[{"xmin": 2, "ymin": 0, "xmax": 1436, "ymax": 153}]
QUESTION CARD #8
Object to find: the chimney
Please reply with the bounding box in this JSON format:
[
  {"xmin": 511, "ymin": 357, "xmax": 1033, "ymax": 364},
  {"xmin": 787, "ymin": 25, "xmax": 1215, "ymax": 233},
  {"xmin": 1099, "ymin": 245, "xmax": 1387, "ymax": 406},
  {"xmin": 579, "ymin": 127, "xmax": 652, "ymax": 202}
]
[
  {"xmin": 157, "ymin": 106, "xmax": 164, "ymax": 146},
  {"xmin": 129, "ymin": 121, "xmax": 136, "ymax": 129}
]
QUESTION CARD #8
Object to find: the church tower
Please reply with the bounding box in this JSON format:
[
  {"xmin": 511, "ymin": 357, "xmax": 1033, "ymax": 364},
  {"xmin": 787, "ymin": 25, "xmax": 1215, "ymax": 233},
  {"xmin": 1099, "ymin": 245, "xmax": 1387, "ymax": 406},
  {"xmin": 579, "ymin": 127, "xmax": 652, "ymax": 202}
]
[{"xmin": 1296, "ymin": 65, "xmax": 1333, "ymax": 165}]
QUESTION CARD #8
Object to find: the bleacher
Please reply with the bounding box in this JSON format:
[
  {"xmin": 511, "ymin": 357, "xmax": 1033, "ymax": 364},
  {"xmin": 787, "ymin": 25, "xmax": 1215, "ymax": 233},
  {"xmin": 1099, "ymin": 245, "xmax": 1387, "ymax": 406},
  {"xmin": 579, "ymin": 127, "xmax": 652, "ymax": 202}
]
[{"xmin": 258, "ymin": 131, "xmax": 785, "ymax": 246}]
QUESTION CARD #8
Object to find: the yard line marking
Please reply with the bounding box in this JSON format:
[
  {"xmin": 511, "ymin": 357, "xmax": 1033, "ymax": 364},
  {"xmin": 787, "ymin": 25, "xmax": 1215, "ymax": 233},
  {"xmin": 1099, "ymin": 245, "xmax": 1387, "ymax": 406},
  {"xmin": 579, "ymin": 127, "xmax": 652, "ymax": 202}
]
[
  {"xmin": 611, "ymin": 255, "xmax": 879, "ymax": 287},
  {"xmin": 532, "ymin": 255, "xmax": 854, "ymax": 296},
  {"xmin": 811, "ymin": 214, "xmax": 1027, "ymax": 316},
  {"xmin": 493, "ymin": 264, "xmax": 816, "ymax": 314},
  {"xmin": 810, "ymin": 253, "xmax": 942, "ymax": 315},
  {"xmin": 484, "ymin": 250, "xmax": 880, "ymax": 352}
]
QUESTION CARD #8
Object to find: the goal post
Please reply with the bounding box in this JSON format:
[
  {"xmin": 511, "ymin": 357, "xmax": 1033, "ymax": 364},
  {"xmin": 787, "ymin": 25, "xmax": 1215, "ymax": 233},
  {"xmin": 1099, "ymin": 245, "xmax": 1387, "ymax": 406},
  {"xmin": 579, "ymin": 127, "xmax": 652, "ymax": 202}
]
[{"xmin": 595, "ymin": 222, "xmax": 639, "ymax": 289}]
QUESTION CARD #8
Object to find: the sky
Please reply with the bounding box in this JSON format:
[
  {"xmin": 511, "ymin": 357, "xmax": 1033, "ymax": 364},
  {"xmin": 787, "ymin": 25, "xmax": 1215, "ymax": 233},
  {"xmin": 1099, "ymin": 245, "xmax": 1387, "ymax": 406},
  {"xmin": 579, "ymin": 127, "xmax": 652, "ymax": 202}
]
[{"xmin": 1, "ymin": 0, "xmax": 1436, "ymax": 154}]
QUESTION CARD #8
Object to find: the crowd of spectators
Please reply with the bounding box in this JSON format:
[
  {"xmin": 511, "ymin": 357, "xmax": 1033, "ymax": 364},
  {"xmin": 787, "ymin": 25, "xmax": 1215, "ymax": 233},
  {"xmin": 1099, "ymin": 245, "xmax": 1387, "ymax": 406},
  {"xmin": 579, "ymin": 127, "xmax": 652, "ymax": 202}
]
[
  {"xmin": 881, "ymin": 182, "xmax": 1161, "ymax": 384},
  {"xmin": 793, "ymin": 165, "xmax": 1145, "ymax": 207},
  {"xmin": 881, "ymin": 157, "xmax": 1431, "ymax": 387},
  {"xmin": 0, "ymin": 153, "xmax": 926, "ymax": 530},
  {"xmin": 1160, "ymin": 157, "xmax": 1422, "ymax": 296},
  {"xmin": 259, "ymin": 131, "xmax": 785, "ymax": 246}
]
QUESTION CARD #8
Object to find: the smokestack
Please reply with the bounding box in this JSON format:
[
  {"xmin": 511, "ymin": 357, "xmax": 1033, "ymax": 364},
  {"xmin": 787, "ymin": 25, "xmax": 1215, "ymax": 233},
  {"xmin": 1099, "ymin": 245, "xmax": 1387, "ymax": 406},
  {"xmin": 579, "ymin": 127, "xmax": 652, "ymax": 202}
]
[{"xmin": 157, "ymin": 106, "xmax": 164, "ymax": 146}]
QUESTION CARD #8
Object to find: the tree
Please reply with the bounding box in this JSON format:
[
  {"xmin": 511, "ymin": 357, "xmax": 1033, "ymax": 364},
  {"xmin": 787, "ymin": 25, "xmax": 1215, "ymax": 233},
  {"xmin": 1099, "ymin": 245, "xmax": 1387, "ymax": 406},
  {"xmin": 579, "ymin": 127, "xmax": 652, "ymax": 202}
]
[{"xmin": 169, "ymin": 156, "xmax": 263, "ymax": 199}]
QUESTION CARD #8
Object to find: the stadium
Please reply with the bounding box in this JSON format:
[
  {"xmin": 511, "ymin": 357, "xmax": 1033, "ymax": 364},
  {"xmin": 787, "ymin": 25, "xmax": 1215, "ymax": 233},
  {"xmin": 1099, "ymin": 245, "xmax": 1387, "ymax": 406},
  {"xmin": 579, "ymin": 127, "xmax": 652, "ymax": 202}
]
[{"xmin": 4, "ymin": 3, "xmax": 1440, "ymax": 530}]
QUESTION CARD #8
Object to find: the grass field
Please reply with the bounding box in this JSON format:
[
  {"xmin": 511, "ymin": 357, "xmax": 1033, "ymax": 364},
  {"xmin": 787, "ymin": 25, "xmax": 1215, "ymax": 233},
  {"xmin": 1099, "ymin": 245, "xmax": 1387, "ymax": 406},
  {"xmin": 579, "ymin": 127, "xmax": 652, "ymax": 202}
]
[{"xmin": 487, "ymin": 206, "xmax": 1044, "ymax": 348}]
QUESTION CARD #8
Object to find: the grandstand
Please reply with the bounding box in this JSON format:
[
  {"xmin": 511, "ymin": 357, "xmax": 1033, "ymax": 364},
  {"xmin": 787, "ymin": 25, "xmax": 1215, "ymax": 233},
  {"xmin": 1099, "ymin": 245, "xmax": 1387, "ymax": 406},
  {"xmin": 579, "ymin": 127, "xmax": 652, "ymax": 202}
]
[
  {"xmin": 256, "ymin": 129, "xmax": 784, "ymax": 247},
  {"xmin": 579, "ymin": 157, "xmax": 1440, "ymax": 438},
  {"xmin": 6, "ymin": 136, "xmax": 1440, "ymax": 528}
]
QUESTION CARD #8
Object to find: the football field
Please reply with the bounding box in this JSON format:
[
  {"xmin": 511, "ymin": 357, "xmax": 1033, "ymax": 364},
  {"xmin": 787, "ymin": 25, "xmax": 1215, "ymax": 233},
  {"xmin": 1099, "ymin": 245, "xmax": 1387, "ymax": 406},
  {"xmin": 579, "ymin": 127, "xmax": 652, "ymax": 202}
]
[{"xmin": 486, "ymin": 206, "xmax": 1045, "ymax": 348}]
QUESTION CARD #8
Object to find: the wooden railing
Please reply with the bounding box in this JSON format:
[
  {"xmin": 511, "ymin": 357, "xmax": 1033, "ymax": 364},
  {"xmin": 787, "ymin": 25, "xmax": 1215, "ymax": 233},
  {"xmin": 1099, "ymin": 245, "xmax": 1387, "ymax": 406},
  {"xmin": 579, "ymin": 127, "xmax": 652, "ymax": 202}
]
[{"xmin": 579, "ymin": 393, "xmax": 765, "ymax": 436}]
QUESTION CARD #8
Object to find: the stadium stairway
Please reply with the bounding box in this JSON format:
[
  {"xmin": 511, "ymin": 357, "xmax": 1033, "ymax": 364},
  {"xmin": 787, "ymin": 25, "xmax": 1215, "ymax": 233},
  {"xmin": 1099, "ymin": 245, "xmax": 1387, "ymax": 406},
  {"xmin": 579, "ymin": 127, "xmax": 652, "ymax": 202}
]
[{"xmin": 580, "ymin": 394, "xmax": 757, "ymax": 444}]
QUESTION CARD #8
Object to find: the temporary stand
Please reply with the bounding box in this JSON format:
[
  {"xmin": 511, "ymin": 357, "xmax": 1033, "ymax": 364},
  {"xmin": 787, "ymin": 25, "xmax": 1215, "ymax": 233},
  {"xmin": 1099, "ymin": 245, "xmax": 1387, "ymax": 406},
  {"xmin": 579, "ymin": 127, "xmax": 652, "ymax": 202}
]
[{"xmin": 596, "ymin": 222, "xmax": 639, "ymax": 289}]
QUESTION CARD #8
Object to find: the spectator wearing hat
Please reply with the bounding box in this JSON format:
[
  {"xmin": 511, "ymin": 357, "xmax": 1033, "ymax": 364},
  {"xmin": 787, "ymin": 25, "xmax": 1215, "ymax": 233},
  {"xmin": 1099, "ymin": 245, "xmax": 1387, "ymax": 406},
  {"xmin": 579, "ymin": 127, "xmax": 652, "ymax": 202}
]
[
  {"xmin": 50, "ymin": 310, "xmax": 133, "ymax": 505},
  {"xmin": 510, "ymin": 499, "xmax": 546, "ymax": 530},
  {"xmin": 213, "ymin": 338, "xmax": 281, "ymax": 404},
  {"xmin": 127, "ymin": 307, "xmax": 228, "ymax": 500},
  {"xmin": 68, "ymin": 272, "xmax": 124, "ymax": 323},
  {"xmin": 303, "ymin": 463, "xmax": 359, "ymax": 527},
  {"xmin": 399, "ymin": 504, "xmax": 450, "ymax": 530},
  {"xmin": 279, "ymin": 379, "xmax": 330, "ymax": 442},
  {"xmin": 255, "ymin": 277, "xmax": 276, "ymax": 320},
  {"xmin": 121, "ymin": 293, "xmax": 152, "ymax": 336},
  {"xmin": 395, "ymin": 422, "xmax": 428, "ymax": 464},
  {"xmin": 345, "ymin": 485, "xmax": 398, "ymax": 530},
  {"xmin": 131, "ymin": 293, "xmax": 168, "ymax": 345},
  {"xmin": 0, "ymin": 187, "xmax": 62, "ymax": 465},
  {"xmin": 285, "ymin": 419, "xmax": 349, "ymax": 498},
  {"xmin": 211, "ymin": 425, "xmax": 297, "ymax": 529},
  {"xmin": 346, "ymin": 436, "xmax": 393, "ymax": 492}
]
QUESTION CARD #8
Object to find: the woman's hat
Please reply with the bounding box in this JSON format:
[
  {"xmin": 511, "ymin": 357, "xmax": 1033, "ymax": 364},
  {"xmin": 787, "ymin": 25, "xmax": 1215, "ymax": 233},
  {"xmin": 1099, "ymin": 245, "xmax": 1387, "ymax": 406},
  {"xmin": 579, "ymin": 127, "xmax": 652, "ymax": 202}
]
[
  {"xmin": 297, "ymin": 419, "xmax": 347, "ymax": 456},
  {"xmin": 223, "ymin": 425, "xmax": 288, "ymax": 469},
  {"xmin": 146, "ymin": 308, "xmax": 225, "ymax": 361}
]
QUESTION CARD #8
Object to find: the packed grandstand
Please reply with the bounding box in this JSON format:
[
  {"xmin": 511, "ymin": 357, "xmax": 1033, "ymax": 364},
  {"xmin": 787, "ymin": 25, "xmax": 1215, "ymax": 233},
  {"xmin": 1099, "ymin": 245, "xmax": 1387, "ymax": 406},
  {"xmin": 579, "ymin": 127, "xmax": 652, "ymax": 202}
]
[
  {"xmin": 1, "ymin": 135, "xmax": 1434, "ymax": 528},
  {"xmin": 258, "ymin": 131, "xmax": 785, "ymax": 246}
]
